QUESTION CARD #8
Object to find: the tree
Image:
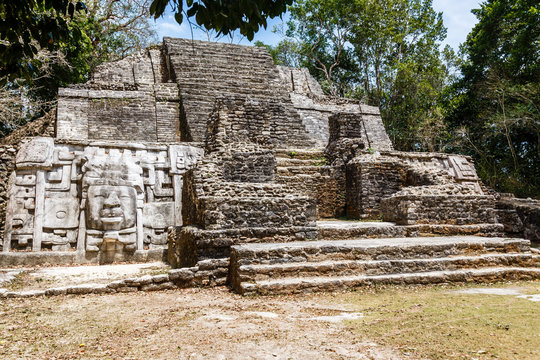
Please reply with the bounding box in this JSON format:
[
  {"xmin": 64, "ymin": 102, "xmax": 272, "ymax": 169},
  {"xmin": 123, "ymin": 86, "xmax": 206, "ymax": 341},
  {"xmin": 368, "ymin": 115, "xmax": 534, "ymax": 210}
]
[
  {"xmin": 287, "ymin": 0, "xmax": 358, "ymax": 96},
  {"xmin": 0, "ymin": 0, "xmax": 85, "ymax": 83},
  {"xmin": 255, "ymin": 39, "xmax": 303, "ymax": 68},
  {"xmin": 285, "ymin": 0, "xmax": 450, "ymax": 150},
  {"xmin": 149, "ymin": 0, "xmax": 292, "ymax": 40},
  {"xmin": 1, "ymin": 0, "xmax": 157, "ymax": 137},
  {"xmin": 446, "ymin": 0, "xmax": 539, "ymax": 197}
]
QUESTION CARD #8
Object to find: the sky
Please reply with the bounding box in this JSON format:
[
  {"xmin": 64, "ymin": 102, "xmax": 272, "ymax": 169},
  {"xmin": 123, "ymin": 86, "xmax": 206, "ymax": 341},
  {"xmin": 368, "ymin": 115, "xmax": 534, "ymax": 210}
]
[{"xmin": 153, "ymin": 0, "xmax": 484, "ymax": 51}]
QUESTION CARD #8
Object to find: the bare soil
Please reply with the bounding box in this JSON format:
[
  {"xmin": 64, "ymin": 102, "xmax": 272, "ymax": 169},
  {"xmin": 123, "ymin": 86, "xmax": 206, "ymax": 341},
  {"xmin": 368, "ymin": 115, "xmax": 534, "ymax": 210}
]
[
  {"xmin": 1, "ymin": 279, "xmax": 538, "ymax": 359},
  {"xmin": 0, "ymin": 287, "xmax": 403, "ymax": 360}
]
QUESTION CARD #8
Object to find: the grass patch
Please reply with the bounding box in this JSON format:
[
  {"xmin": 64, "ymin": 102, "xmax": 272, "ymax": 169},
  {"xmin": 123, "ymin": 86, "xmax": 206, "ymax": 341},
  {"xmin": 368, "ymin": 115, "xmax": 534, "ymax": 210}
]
[{"xmin": 343, "ymin": 282, "xmax": 540, "ymax": 359}]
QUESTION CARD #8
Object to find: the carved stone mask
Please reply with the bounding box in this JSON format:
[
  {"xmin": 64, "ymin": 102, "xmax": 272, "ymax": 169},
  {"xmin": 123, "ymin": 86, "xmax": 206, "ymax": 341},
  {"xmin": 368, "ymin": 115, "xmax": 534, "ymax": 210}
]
[{"xmin": 86, "ymin": 185, "xmax": 137, "ymax": 231}]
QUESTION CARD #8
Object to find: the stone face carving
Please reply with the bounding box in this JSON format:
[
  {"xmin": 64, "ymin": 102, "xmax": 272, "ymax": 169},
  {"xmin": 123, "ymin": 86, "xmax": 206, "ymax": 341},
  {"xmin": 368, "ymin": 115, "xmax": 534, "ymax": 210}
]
[
  {"xmin": 85, "ymin": 185, "xmax": 138, "ymax": 253},
  {"xmin": 3, "ymin": 137, "xmax": 203, "ymax": 260},
  {"xmin": 87, "ymin": 186, "xmax": 138, "ymax": 231},
  {"xmin": 81, "ymin": 151, "xmax": 143, "ymax": 254}
]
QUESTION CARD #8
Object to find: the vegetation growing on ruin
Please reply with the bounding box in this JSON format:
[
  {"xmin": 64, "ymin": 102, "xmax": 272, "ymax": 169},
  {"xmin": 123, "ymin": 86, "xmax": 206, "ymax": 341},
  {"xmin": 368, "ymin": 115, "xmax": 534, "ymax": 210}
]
[
  {"xmin": 0, "ymin": 0, "xmax": 157, "ymax": 136},
  {"xmin": 259, "ymin": 0, "xmax": 539, "ymax": 198}
]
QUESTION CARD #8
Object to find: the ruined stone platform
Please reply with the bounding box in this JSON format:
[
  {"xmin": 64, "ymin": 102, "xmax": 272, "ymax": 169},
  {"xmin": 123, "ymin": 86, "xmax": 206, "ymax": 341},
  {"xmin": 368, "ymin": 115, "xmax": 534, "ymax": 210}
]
[
  {"xmin": 1, "ymin": 37, "xmax": 538, "ymax": 296},
  {"xmin": 230, "ymin": 236, "xmax": 540, "ymax": 295}
]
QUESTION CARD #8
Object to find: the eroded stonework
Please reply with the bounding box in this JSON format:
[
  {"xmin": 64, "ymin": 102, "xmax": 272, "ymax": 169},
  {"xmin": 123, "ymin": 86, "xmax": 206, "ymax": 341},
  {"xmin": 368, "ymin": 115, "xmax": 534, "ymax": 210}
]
[
  {"xmin": 1, "ymin": 37, "xmax": 538, "ymax": 273},
  {"xmin": 3, "ymin": 138, "xmax": 202, "ymax": 262}
]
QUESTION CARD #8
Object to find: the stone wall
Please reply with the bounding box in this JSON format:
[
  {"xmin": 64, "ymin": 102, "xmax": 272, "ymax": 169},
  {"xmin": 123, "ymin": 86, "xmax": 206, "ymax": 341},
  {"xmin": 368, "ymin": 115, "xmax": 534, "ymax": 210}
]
[
  {"xmin": 205, "ymin": 97, "xmax": 313, "ymax": 150},
  {"xmin": 57, "ymin": 85, "xmax": 180, "ymax": 143},
  {"xmin": 56, "ymin": 48, "xmax": 180, "ymax": 143},
  {"xmin": 346, "ymin": 158, "xmax": 406, "ymax": 218},
  {"xmin": 277, "ymin": 163, "xmax": 345, "ymax": 219},
  {"xmin": 496, "ymin": 196, "xmax": 540, "ymax": 242},
  {"xmin": 327, "ymin": 112, "xmax": 393, "ymax": 153},
  {"xmin": 381, "ymin": 192, "xmax": 497, "ymax": 225},
  {"xmin": 223, "ymin": 150, "xmax": 275, "ymax": 183}
]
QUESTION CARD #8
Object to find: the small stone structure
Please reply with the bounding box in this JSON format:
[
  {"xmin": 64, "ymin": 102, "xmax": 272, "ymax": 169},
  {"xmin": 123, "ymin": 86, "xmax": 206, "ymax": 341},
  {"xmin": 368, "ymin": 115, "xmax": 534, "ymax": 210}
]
[{"xmin": 1, "ymin": 38, "xmax": 538, "ymax": 292}]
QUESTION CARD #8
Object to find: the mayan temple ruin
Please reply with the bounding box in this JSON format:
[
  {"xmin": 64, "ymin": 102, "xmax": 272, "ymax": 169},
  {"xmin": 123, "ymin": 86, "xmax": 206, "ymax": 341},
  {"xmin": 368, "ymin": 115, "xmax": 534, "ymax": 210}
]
[{"xmin": 0, "ymin": 38, "xmax": 539, "ymax": 295}]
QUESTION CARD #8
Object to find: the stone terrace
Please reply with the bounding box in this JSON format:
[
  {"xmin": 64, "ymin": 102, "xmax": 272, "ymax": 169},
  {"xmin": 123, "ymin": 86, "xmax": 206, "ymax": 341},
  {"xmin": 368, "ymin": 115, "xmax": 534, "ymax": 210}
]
[{"xmin": 1, "ymin": 38, "xmax": 539, "ymax": 296}]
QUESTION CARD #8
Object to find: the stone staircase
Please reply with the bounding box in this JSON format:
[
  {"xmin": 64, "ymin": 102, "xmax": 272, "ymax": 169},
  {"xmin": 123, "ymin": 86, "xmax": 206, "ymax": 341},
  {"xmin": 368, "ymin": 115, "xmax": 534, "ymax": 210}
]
[
  {"xmin": 274, "ymin": 148, "xmax": 345, "ymax": 219},
  {"xmin": 236, "ymin": 147, "xmax": 535, "ymax": 296},
  {"xmin": 164, "ymin": 38, "xmax": 311, "ymax": 145},
  {"xmin": 317, "ymin": 220, "xmax": 505, "ymax": 239},
  {"xmin": 230, "ymin": 234, "xmax": 540, "ymax": 295}
]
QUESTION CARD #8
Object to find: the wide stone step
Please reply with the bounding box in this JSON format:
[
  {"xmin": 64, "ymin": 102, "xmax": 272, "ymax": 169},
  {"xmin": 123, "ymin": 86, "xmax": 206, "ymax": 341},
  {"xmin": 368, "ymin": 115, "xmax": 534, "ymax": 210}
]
[
  {"xmin": 230, "ymin": 236, "xmax": 531, "ymax": 266},
  {"xmin": 235, "ymin": 253, "xmax": 540, "ymax": 281},
  {"xmin": 170, "ymin": 56, "xmax": 273, "ymax": 69},
  {"xmin": 179, "ymin": 80, "xmax": 274, "ymax": 92},
  {"xmin": 317, "ymin": 221, "xmax": 407, "ymax": 239},
  {"xmin": 276, "ymin": 165, "xmax": 331, "ymax": 176},
  {"xmin": 275, "ymin": 158, "xmax": 328, "ymax": 166},
  {"xmin": 236, "ymin": 267, "xmax": 540, "ymax": 295},
  {"xmin": 317, "ymin": 220, "xmax": 505, "ymax": 240},
  {"xmin": 275, "ymin": 148, "xmax": 325, "ymax": 159},
  {"xmin": 275, "ymin": 175, "xmax": 334, "ymax": 190},
  {"xmin": 175, "ymin": 70, "xmax": 273, "ymax": 83},
  {"xmin": 170, "ymin": 50, "xmax": 272, "ymax": 64}
]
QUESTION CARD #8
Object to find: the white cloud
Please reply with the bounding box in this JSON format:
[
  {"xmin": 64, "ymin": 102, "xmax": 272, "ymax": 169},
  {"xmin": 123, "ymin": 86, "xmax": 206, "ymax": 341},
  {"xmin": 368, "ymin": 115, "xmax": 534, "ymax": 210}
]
[
  {"xmin": 155, "ymin": 20, "xmax": 190, "ymax": 38},
  {"xmin": 433, "ymin": 0, "xmax": 484, "ymax": 50}
]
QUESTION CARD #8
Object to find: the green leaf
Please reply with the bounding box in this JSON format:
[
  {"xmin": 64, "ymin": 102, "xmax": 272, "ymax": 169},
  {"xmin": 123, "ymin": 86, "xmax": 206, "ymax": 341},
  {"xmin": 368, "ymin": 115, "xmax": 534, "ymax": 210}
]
[{"xmin": 174, "ymin": 12, "xmax": 183, "ymax": 24}]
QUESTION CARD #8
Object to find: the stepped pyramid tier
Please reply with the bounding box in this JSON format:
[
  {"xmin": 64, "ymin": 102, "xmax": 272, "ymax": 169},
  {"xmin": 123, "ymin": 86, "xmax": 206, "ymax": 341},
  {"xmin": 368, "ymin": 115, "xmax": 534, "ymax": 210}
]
[
  {"xmin": 0, "ymin": 38, "xmax": 538, "ymax": 292},
  {"xmin": 230, "ymin": 236, "xmax": 540, "ymax": 295},
  {"xmin": 277, "ymin": 66, "xmax": 394, "ymax": 149},
  {"xmin": 167, "ymin": 96, "xmax": 318, "ymax": 280}
]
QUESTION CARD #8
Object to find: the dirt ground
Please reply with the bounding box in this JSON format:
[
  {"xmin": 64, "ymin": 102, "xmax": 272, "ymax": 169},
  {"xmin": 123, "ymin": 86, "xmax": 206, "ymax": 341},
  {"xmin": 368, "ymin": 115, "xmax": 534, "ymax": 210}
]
[
  {"xmin": 1, "ymin": 263, "xmax": 169, "ymax": 291},
  {"xmin": 0, "ymin": 287, "xmax": 403, "ymax": 360},
  {"xmin": 1, "ymin": 274, "xmax": 539, "ymax": 360}
]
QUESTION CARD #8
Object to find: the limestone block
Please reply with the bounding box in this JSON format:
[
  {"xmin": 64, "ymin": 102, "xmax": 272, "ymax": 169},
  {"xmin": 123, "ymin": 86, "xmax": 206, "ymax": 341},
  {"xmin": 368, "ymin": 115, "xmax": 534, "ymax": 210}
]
[
  {"xmin": 16, "ymin": 138, "xmax": 54, "ymax": 169},
  {"xmin": 43, "ymin": 197, "xmax": 79, "ymax": 229},
  {"xmin": 142, "ymin": 202, "xmax": 174, "ymax": 229},
  {"xmin": 168, "ymin": 268, "xmax": 196, "ymax": 282},
  {"xmin": 152, "ymin": 274, "xmax": 169, "ymax": 283}
]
